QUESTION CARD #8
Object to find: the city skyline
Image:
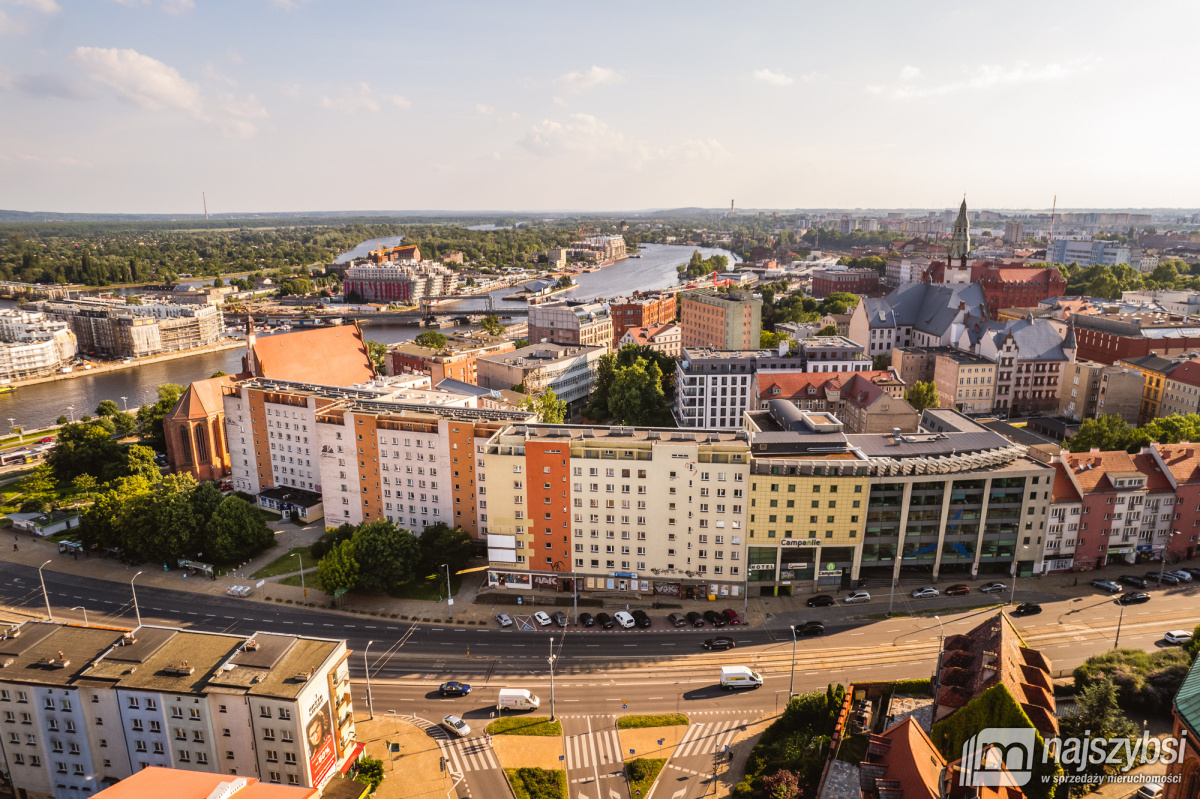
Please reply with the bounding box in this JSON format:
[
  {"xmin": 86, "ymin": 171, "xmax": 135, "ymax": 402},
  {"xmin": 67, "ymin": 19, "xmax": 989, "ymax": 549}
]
[{"xmin": 2, "ymin": 0, "xmax": 1198, "ymax": 213}]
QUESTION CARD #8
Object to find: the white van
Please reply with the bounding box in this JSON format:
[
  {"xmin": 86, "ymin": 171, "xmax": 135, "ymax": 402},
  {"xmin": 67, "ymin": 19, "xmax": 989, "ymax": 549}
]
[
  {"xmin": 497, "ymin": 688, "xmax": 541, "ymax": 710},
  {"xmin": 613, "ymin": 611, "xmax": 636, "ymax": 629},
  {"xmin": 720, "ymin": 665, "xmax": 764, "ymax": 690}
]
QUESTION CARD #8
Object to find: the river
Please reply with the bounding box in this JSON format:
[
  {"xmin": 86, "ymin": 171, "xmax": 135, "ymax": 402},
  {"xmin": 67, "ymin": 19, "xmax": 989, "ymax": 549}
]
[{"xmin": 0, "ymin": 243, "xmax": 736, "ymax": 431}]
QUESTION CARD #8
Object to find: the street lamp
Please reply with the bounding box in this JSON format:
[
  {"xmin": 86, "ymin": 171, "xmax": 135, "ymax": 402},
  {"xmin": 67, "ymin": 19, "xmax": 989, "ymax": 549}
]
[
  {"xmin": 364, "ymin": 641, "xmax": 375, "ymax": 720},
  {"xmin": 442, "ymin": 564, "xmax": 453, "ymax": 620},
  {"xmin": 120, "ymin": 396, "xmax": 128, "ymax": 412},
  {"xmin": 1114, "ymin": 600, "xmax": 1126, "ymax": 649},
  {"xmin": 788, "ymin": 624, "xmax": 799, "ymax": 697},
  {"xmin": 933, "ymin": 615, "xmax": 947, "ymax": 693},
  {"xmin": 1009, "ymin": 545, "xmax": 1029, "ymax": 605},
  {"xmin": 38, "ymin": 560, "xmax": 52, "ymax": 621},
  {"xmin": 548, "ymin": 636, "xmax": 558, "ymax": 722},
  {"xmin": 130, "ymin": 571, "xmax": 143, "ymax": 628},
  {"xmin": 66, "ymin": 406, "xmax": 74, "ymax": 423},
  {"xmin": 72, "ymin": 606, "xmax": 88, "ymax": 627},
  {"xmin": 292, "ymin": 552, "xmax": 306, "ymax": 605},
  {"xmin": 1159, "ymin": 531, "xmax": 1180, "ymax": 584}
]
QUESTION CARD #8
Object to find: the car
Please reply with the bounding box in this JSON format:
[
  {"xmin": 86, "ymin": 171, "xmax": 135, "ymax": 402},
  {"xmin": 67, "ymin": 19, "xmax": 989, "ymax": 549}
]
[
  {"xmin": 703, "ymin": 610, "xmax": 727, "ymax": 627},
  {"xmin": 1184, "ymin": 568, "xmax": 1200, "ymax": 580},
  {"xmin": 1117, "ymin": 592, "xmax": 1151, "ymax": 605},
  {"xmin": 686, "ymin": 611, "xmax": 705, "ymax": 627},
  {"xmin": 667, "ymin": 612, "xmax": 687, "ymax": 627},
  {"xmin": 979, "ymin": 582, "xmax": 1007, "ymax": 594},
  {"xmin": 442, "ymin": 715, "xmax": 470, "ymax": 738},
  {"xmin": 495, "ymin": 613, "xmax": 513, "ymax": 628},
  {"xmin": 631, "ymin": 609, "xmax": 652, "ymax": 628},
  {"xmin": 910, "ymin": 587, "xmax": 939, "ymax": 599},
  {"xmin": 1136, "ymin": 781, "xmax": 1164, "ymax": 799},
  {"xmin": 1090, "ymin": 578, "xmax": 1122, "ymax": 594},
  {"xmin": 1165, "ymin": 630, "xmax": 1194, "ymax": 645},
  {"xmin": 595, "ymin": 612, "xmax": 614, "ymax": 629},
  {"xmin": 1120, "ymin": 575, "xmax": 1149, "ymax": 589},
  {"xmin": 843, "ymin": 591, "xmax": 871, "ymax": 604},
  {"xmin": 795, "ymin": 621, "xmax": 825, "ymax": 637},
  {"xmin": 722, "ymin": 608, "xmax": 742, "ymax": 625},
  {"xmin": 613, "ymin": 611, "xmax": 636, "ymax": 629},
  {"xmin": 945, "ymin": 584, "xmax": 970, "ymax": 597},
  {"xmin": 534, "ymin": 611, "xmax": 553, "ymax": 626},
  {"xmin": 579, "ymin": 612, "xmax": 595, "ymax": 627},
  {"xmin": 438, "ymin": 681, "xmax": 472, "ymax": 697},
  {"xmin": 551, "ymin": 611, "xmax": 568, "ymax": 627},
  {"xmin": 1170, "ymin": 570, "xmax": 1194, "ymax": 583},
  {"xmin": 703, "ymin": 636, "xmax": 736, "ymax": 651},
  {"xmin": 806, "ymin": 594, "xmax": 836, "ymax": 607},
  {"xmin": 1146, "ymin": 572, "xmax": 1180, "ymax": 586},
  {"xmin": 1013, "ymin": 603, "xmax": 1042, "ymax": 616},
  {"xmin": 37, "ymin": 437, "xmax": 53, "ymax": 444}
]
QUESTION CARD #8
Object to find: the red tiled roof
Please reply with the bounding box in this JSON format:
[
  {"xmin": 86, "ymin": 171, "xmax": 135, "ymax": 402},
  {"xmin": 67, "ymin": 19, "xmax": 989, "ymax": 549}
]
[
  {"xmin": 1132, "ymin": 452, "xmax": 1176, "ymax": 493},
  {"xmin": 1061, "ymin": 451, "xmax": 1139, "ymax": 493},
  {"xmin": 755, "ymin": 369, "xmax": 897, "ymax": 400},
  {"xmin": 1049, "ymin": 462, "xmax": 1082, "ymax": 504},
  {"xmin": 1167, "ymin": 360, "xmax": 1200, "ymax": 389},
  {"xmin": 95, "ymin": 766, "xmax": 315, "ymax": 798},
  {"xmin": 868, "ymin": 717, "xmax": 944, "ymax": 799},
  {"xmin": 164, "ymin": 374, "xmax": 237, "ymax": 422},
  {"xmin": 1154, "ymin": 443, "xmax": 1200, "ymax": 484},
  {"xmin": 247, "ymin": 324, "xmax": 375, "ymax": 386}
]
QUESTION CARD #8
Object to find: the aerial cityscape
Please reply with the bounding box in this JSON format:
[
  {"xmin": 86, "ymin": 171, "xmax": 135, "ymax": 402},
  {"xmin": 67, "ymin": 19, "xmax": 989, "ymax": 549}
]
[{"xmin": 2, "ymin": 3, "xmax": 1200, "ymax": 799}]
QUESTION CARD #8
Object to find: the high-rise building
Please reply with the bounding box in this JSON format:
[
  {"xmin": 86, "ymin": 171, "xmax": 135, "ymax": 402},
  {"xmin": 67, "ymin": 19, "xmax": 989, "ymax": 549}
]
[
  {"xmin": 680, "ymin": 289, "xmax": 762, "ymax": 350},
  {"xmin": 527, "ymin": 301, "xmax": 613, "ymax": 349},
  {"xmin": 608, "ymin": 294, "xmax": 677, "ymax": 346}
]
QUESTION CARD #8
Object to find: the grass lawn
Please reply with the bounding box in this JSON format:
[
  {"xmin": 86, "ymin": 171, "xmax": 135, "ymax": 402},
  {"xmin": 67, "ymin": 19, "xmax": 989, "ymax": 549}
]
[
  {"xmin": 389, "ymin": 574, "xmax": 462, "ymax": 602},
  {"xmin": 487, "ymin": 717, "xmax": 562, "ymax": 737},
  {"xmin": 617, "ymin": 714, "xmax": 688, "ymax": 729},
  {"xmin": 624, "ymin": 758, "xmax": 665, "ymax": 797},
  {"xmin": 251, "ymin": 546, "xmax": 315, "ymax": 579},
  {"xmin": 505, "ymin": 768, "xmax": 567, "ymax": 799}
]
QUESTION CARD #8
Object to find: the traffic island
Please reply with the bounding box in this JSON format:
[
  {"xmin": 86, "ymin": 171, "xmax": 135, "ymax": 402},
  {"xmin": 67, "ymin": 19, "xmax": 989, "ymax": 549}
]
[
  {"xmin": 617, "ymin": 724, "xmax": 688, "ymax": 761},
  {"xmin": 489, "ymin": 717, "xmax": 566, "ymax": 771},
  {"xmin": 354, "ymin": 713, "xmax": 455, "ymax": 799},
  {"xmin": 503, "ymin": 766, "xmax": 568, "ymax": 799}
]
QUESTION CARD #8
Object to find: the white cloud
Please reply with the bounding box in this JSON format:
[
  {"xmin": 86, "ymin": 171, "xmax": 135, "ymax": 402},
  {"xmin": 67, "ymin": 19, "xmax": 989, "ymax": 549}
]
[
  {"xmin": 161, "ymin": 0, "xmax": 194, "ymax": 14},
  {"xmin": 753, "ymin": 68, "xmax": 793, "ymax": 87},
  {"xmin": 320, "ymin": 83, "xmax": 410, "ymax": 113},
  {"xmin": 389, "ymin": 94, "xmax": 411, "ymax": 110},
  {"xmin": 226, "ymin": 47, "xmax": 243, "ymax": 65},
  {"xmin": 555, "ymin": 66, "xmax": 623, "ymax": 94},
  {"xmin": 874, "ymin": 58, "xmax": 1097, "ymax": 99},
  {"xmin": 476, "ymin": 103, "xmax": 494, "ymax": 116},
  {"xmin": 518, "ymin": 112, "xmax": 724, "ymax": 167},
  {"xmin": 74, "ymin": 46, "xmax": 267, "ymax": 137},
  {"xmin": 12, "ymin": 0, "xmax": 60, "ymax": 13},
  {"xmin": 0, "ymin": 10, "xmax": 27, "ymax": 34}
]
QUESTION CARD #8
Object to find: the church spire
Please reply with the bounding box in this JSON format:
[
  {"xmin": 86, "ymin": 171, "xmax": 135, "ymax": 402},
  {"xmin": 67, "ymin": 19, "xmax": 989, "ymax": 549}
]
[{"xmin": 948, "ymin": 196, "xmax": 971, "ymax": 265}]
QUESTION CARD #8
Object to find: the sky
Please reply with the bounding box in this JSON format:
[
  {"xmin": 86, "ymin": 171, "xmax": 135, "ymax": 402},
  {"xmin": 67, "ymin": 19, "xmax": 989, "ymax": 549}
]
[{"xmin": 1, "ymin": 0, "xmax": 1198, "ymax": 214}]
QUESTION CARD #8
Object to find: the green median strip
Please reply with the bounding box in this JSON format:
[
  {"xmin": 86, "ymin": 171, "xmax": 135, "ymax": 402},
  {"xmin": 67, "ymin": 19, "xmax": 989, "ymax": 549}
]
[
  {"xmin": 616, "ymin": 713, "xmax": 688, "ymax": 729},
  {"xmin": 505, "ymin": 767, "xmax": 567, "ymax": 799},
  {"xmin": 486, "ymin": 717, "xmax": 562, "ymax": 736},
  {"xmin": 625, "ymin": 758, "xmax": 666, "ymax": 796}
]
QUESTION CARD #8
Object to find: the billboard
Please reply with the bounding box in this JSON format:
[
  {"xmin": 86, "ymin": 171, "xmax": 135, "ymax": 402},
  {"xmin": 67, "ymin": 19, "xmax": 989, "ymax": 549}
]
[{"xmin": 305, "ymin": 695, "xmax": 337, "ymax": 787}]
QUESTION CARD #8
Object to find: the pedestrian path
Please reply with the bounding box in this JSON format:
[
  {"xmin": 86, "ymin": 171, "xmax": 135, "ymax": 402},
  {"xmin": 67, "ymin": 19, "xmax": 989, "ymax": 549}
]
[
  {"xmin": 410, "ymin": 716, "xmax": 500, "ymax": 774},
  {"xmin": 672, "ymin": 719, "xmax": 746, "ymax": 759},
  {"xmin": 565, "ymin": 728, "xmax": 622, "ymax": 771}
]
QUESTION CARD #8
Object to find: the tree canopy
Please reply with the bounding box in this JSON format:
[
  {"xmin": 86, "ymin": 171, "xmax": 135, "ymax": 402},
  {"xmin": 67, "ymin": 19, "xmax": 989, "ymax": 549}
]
[
  {"xmin": 414, "ymin": 330, "xmax": 447, "ymax": 349},
  {"xmin": 520, "ymin": 388, "xmax": 567, "ymax": 423},
  {"xmin": 608, "ymin": 358, "xmax": 668, "ymax": 426},
  {"xmin": 904, "ymin": 381, "xmax": 939, "ymax": 413}
]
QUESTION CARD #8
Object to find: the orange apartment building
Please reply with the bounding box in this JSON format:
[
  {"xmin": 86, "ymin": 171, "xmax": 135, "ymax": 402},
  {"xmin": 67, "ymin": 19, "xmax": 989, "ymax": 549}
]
[
  {"xmin": 609, "ymin": 293, "xmax": 677, "ymax": 346},
  {"xmin": 680, "ymin": 288, "xmax": 762, "ymax": 350},
  {"xmin": 386, "ymin": 334, "xmax": 516, "ymax": 384}
]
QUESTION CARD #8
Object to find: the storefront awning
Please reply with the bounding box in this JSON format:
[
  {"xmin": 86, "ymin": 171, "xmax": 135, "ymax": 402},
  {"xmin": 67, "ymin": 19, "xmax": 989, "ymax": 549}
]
[{"xmin": 339, "ymin": 741, "xmax": 366, "ymax": 774}]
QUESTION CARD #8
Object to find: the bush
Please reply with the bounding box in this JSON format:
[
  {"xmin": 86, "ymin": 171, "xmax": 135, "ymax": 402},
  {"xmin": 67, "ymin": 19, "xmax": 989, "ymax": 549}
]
[
  {"xmin": 617, "ymin": 714, "xmax": 688, "ymax": 729},
  {"xmin": 1072, "ymin": 648, "xmax": 1191, "ymax": 715},
  {"xmin": 505, "ymin": 768, "xmax": 567, "ymax": 799},
  {"xmin": 625, "ymin": 758, "xmax": 665, "ymax": 796},
  {"xmin": 487, "ymin": 717, "xmax": 562, "ymax": 736},
  {"xmin": 733, "ymin": 685, "xmax": 844, "ymax": 798}
]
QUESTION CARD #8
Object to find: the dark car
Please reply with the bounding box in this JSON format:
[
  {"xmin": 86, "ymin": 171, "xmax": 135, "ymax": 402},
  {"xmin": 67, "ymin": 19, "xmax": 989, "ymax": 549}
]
[
  {"xmin": 722, "ymin": 608, "xmax": 742, "ymax": 625},
  {"xmin": 1120, "ymin": 575, "xmax": 1149, "ymax": 589},
  {"xmin": 806, "ymin": 594, "xmax": 835, "ymax": 607},
  {"xmin": 703, "ymin": 636, "xmax": 736, "ymax": 651},
  {"xmin": 438, "ymin": 681, "xmax": 472, "ymax": 697},
  {"xmin": 1184, "ymin": 568, "xmax": 1200, "ymax": 580},
  {"xmin": 1090, "ymin": 578, "xmax": 1122, "ymax": 594},
  {"xmin": 945, "ymin": 584, "xmax": 970, "ymax": 597},
  {"xmin": 1118, "ymin": 592, "xmax": 1151, "ymax": 605},
  {"xmin": 631, "ymin": 609, "xmax": 652, "ymax": 628},
  {"xmin": 551, "ymin": 611, "xmax": 568, "ymax": 627},
  {"xmin": 1013, "ymin": 603, "xmax": 1042, "ymax": 616},
  {"xmin": 595, "ymin": 612, "xmax": 614, "ymax": 629},
  {"xmin": 979, "ymin": 582, "xmax": 1007, "ymax": 594},
  {"xmin": 686, "ymin": 611, "xmax": 705, "ymax": 627},
  {"xmin": 579, "ymin": 612, "xmax": 596, "ymax": 627},
  {"xmin": 667, "ymin": 612, "xmax": 687, "ymax": 627},
  {"xmin": 1146, "ymin": 572, "xmax": 1180, "ymax": 586},
  {"xmin": 703, "ymin": 610, "xmax": 727, "ymax": 627},
  {"xmin": 794, "ymin": 621, "xmax": 825, "ymax": 636}
]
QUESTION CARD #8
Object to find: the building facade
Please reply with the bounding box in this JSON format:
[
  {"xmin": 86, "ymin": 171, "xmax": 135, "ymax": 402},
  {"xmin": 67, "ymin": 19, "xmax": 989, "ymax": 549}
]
[
  {"xmin": 527, "ymin": 301, "xmax": 613, "ymax": 349},
  {"xmin": 1160, "ymin": 359, "xmax": 1200, "ymax": 417},
  {"xmin": 608, "ymin": 294, "xmax": 676, "ymax": 346},
  {"xmin": 40, "ymin": 300, "xmax": 223, "ymax": 359},
  {"xmin": 931, "ymin": 350, "xmax": 997, "ymax": 414},
  {"xmin": 674, "ymin": 349, "xmax": 757, "ymax": 430},
  {"xmin": 1058, "ymin": 361, "xmax": 1144, "ymax": 423},
  {"xmin": 386, "ymin": 335, "xmax": 515, "ymax": 384},
  {"xmin": 617, "ymin": 323, "xmax": 681, "ymax": 358},
  {"xmin": 977, "ymin": 319, "xmax": 1073, "ymax": 417},
  {"xmin": 342, "ymin": 261, "xmax": 458, "ymax": 304},
  {"xmin": 0, "ymin": 310, "xmax": 77, "ymax": 381},
  {"xmin": 679, "ymin": 289, "xmax": 762, "ymax": 351},
  {"xmin": 810, "ymin": 267, "xmax": 879, "ymax": 298},
  {"xmin": 476, "ymin": 344, "xmax": 606, "ymax": 411}
]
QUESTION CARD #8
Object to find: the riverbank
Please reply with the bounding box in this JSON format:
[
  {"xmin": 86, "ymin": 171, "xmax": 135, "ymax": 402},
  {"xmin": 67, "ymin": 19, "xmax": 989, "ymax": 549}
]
[{"xmin": 9, "ymin": 340, "xmax": 245, "ymax": 388}]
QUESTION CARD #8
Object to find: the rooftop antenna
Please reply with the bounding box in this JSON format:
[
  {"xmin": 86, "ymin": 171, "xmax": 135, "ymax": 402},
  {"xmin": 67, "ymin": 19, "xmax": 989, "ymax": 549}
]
[{"xmin": 203, "ymin": 192, "xmax": 209, "ymax": 221}]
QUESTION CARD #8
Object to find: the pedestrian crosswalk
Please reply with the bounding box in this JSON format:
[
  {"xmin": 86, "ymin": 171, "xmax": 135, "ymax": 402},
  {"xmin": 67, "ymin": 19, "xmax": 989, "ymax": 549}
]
[
  {"xmin": 672, "ymin": 719, "xmax": 746, "ymax": 759},
  {"xmin": 565, "ymin": 728, "xmax": 622, "ymax": 771},
  {"xmin": 410, "ymin": 715, "xmax": 500, "ymax": 774}
]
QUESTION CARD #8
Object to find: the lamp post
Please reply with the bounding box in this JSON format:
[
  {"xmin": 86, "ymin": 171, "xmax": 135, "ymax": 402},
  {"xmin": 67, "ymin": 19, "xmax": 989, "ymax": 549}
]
[
  {"xmin": 788, "ymin": 624, "xmax": 798, "ymax": 697},
  {"xmin": 66, "ymin": 406, "xmax": 74, "ymax": 423},
  {"xmin": 548, "ymin": 636, "xmax": 557, "ymax": 722},
  {"xmin": 364, "ymin": 640, "xmax": 375, "ymax": 720},
  {"xmin": 120, "ymin": 396, "xmax": 128, "ymax": 412},
  {"xmin": 130, "ymin": 571, "xmax": 143, "ymax": 628},
  {"xmin": 1009, "ymin": 545, "xmax": 1029, "ymax": 606},
  {"xmin": 7, "ymin": 418, "xmax": 14, "ymax": 435},
  {"xmin": 72, "ymin": 606, "xmax": 88, "ymax": 627},
  {"xmin": 38, "ymin": 560, "xmax": 52, "ymax": 621},
  {"xmin": 933, "ymin": 615, "xmax": 947, "ymax": 692},
  {"xmin": 1159, "ymin": 531, "xmax": 1179, "ymax": 584},
  {"xmin": 742, "ymin": 578, "xmax": 749, "ymax": 625},
  {"xmin": 443, "ymin": 564, "xmax": 453, "ymax": 620},
  {"xmin": 292, "ymin": 552, "xmax": 306, "ymax": 605},
  {"xmin": 572, "ymin": 571, "xmax": 578, "ymax": 626},
  {"xmin": 1114, "ymin": 600, "xmax": 1127, "ymax": 649}
]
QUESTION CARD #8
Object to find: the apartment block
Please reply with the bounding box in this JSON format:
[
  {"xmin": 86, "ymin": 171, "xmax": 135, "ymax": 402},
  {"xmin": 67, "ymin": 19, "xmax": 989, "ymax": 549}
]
[
  {"xmin": 1119, "ymin": 354, "xmax": 1185, "ymax": 426},
  {"xmin": 674, "ymin": 349, "xmax": 757, "ymax": 430},
  {"xmin": 617, "ymin": 323, "xmax": 681, "ymax": 358},
  {"xmin": 0, "ymin": 623, "xmax": 355, "ymax": 797},
  {"xmin": 679, "ymin": 289, "xmax": 762, "ymax": 350},
  {"xmin": 527, "ymin": 301, "xmax": 613, "ymax": 349},
  {"xmin": 343, "ymin": 260, "xmax": 458, "ymax": 303},
  {"xmin": 609, "ymin": 293, "xmax": 676, "ymax": 346},
  {"xmin": 810, "ymin": 266, "xmax": 879, "ymax": 298},
  {"xmin": 386, "ymin": 334, "xmax": 515, "ymax": 384},
  {"xmin": 40, "ymin": 299, "xmax": 224, "ymax": 359},
  {"xmin": 480, "ymin": 423, "xmax": 751, "ymax": 598},
  {"xmin": 754, "ymin": 372, "xmax": 915, "ymax": 433},
  {"xmin": 931, "ymin": 350, "xmax": 997, "ymax": 414},
  {"xmin": 977, "ymin": 318, "xmax": 1073, "ymax": 417},
  {"xmin": 1058, "ymin": 360, "xmax": 1143, "ymax": 424},
  {"xmin": 1160, "ymin": 359, "xmax": 1200, "ymax": 417},
  {"xmin": 0, "ymin": 310, "xmax": 77, "ymax": 381},
  {"xmin": 476, "ymin": 344, "xmax": 607, "ymax": 412},
  {"xmin": 1043, "ymin": 461, "xmax": 1083, "ymax": 573}
]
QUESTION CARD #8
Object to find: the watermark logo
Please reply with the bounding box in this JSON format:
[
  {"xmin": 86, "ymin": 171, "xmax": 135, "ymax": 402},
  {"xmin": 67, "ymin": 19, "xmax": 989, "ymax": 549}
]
[{"xmin": 960, "ymin": 727, "xmax": 1036, "ymax": 787}]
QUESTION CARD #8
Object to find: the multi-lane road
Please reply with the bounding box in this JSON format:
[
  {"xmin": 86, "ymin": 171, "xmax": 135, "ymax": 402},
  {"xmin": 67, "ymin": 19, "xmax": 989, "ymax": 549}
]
[{"xmin": 3, "ymin": 560, "xmax": 1199, "ymax": 798}]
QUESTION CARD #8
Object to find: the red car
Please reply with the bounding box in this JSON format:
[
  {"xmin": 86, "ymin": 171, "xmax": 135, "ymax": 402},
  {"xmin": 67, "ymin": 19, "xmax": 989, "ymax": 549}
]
[
  {"xmin": 722, "ymin": 608, "xmax": 742, "ymax": 625},
  {"xmin": 38, "ymin": 437, "xmax": 53, "ymax": 443},
  {"xmin": 945, "ymin": 584, "xmax": 970, "ymax": 597}
]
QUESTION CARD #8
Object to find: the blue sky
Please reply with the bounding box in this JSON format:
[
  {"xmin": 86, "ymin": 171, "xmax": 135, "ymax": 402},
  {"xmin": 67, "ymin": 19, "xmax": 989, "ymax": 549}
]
[{"xmin": 1, "ymin": 0, "xmax": 1197, "ymax": 213}]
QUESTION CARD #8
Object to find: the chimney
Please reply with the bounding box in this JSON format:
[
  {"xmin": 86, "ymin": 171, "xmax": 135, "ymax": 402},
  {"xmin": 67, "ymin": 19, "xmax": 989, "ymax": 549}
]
[
  {"xmin": 959, "ymin": 301, "xmax": 966, "ymax": 311},
  {"xmin": 892, "ymin": 427, "xmax": 902, "ymax": 443}
]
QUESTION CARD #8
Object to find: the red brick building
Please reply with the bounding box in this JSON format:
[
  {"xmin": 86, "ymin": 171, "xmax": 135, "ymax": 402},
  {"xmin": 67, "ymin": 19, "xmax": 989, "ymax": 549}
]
[
  {"xmin": 608, "ymin": 293, "xmax": 677, "ymax": 346},
  {"xmin": 387, "ymin": 335, "xmax": 515, "ymax": 384},
  {"xmin": 810, "ymin": 267, "xmax": 880, "ymax": 298},
  {"xmin": 1153, "ymin": 443, "xmax": 1200, "ymax": 562},
  {"xmin": 1071, "ymin": 311, "xmax": 1200, "ymax": 365},
  {"xmin": 976, "ymin": 265, "xmax": 1066, "ymax": 320}
]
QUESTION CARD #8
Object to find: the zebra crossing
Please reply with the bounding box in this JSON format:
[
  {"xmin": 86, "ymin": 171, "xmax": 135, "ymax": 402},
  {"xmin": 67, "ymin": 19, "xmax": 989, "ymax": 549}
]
[
  {"xmin": 410, "ymin": 715, "xmax": 501, "ymax": 774},
  {"xmin": 565, "ymin": 728, "xmax": 622, "ymax": 771},
  {"xmin": 672, "ymin": 719, "xmax": 746, "ymax": 759}
]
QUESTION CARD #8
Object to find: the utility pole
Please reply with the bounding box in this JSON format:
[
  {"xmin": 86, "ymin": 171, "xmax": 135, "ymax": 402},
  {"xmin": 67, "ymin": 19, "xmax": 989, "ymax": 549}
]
[
  {"xmin": 788, "ymin": 625, "xmax": 798, "ymax": 697},
  {"xmin": 120, "ymin": 397, "xmax": 128, "ymax": 412},
  {"xmin": 572, "ymin": 571, "xmax": 578, "ymax": 625},
  {"xmin": 130, "ymin": 571, "xmax": 143, "ymax": 628},
  {"xmin": 292, "ymin": 551, "xmax": 306, "ymax": 605},
  {"xmin": 364, "ymin": 641, "xmax": 375, "ymax": 720},
  {"xmin": 1114, "ymin": 602, "xmax": 1126, "ymax": 650},
  {"xmin": 38, "ymin": 560, "xmax": 53, "ymax": 621},
  {"xmin": 443, "ymin": 564, "xmax": 453, "ymax": 620},
  {"xmin": 548, "ymin": 636, "xmax": 557, "ymax": 722}
]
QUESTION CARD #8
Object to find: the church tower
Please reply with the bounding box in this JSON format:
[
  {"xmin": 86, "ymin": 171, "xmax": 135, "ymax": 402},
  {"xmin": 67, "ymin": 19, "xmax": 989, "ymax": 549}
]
[{"xmin": 948, "ymin": 197, "xmax": 971, "ymax": 267}]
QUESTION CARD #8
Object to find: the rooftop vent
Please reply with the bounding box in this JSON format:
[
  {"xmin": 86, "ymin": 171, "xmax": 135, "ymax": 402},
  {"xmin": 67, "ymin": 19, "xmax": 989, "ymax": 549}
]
[
  {"xmin": 162, "ymin": 660, "xmax": 195, "ymax": 677},
  {"xmin": 243, "ymin": 640, "xmax": 260, "ymax": 652}
]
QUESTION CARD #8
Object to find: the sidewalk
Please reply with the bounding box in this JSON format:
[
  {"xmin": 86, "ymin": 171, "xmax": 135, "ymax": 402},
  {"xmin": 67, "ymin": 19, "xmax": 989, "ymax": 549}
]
[{"xmin": 354, "ymin": 711, "xmax": 456, "ymax": 799}]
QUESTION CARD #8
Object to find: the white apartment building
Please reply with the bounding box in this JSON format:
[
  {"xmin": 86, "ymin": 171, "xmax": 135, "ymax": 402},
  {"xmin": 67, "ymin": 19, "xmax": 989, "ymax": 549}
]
[
  {"xmin": 0, "ymin": 623, "xmax": 355, "ymax": 798},
  {"xmin": 674, "ymin": 349, "xmax": 757, "ymax": 430},
  {"xmin": 0, "ymin": 310, "xmax": 77, "ymax": 381}
]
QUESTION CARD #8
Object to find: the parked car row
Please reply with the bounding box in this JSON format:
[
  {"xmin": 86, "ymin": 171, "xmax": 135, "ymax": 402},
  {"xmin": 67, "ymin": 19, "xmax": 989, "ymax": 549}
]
[{"xmin": 495, "ymin": 607, "xmax": 743, "ymax": 629}]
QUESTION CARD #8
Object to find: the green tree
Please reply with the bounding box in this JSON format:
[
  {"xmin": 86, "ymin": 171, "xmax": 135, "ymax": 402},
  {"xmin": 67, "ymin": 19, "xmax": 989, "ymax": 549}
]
[
  {"xmin": 1088, "ymin": 273, "xmax": 1121, "ymax": 300},
  {"xmin": 95, "ymin": 400, "xmax": 119, "ymax": 418},
  {"xmin": 110, "ymin": 411, "xmax": 137, "ymax": 437},
  {"xmin": 22, "ymin": 464, "xmax": 56, "ymax": 496},
  {"xmin": 1058, "ymin": 679, "xmax": 1140, "ymax": 796},
  {"xmin": 480, "ymin": 315, "xmax": 504, "ymax": 336},
  {"xmin": 124, "ymin": 445, "xmax": 163, "ymax": 483},
  {"xmin": 353, "ymin": 520, "xmax": 420, "ymax": 593},
  {"xmin": 584, "ymin": 353, "xmax": 617, "ymax": 420},
  {"xmin": 904, "ymin": 381, "xmax": 939, "ymax": 413},
  {"xmin": 1067, "ymin": 415, "xmax": 1149, "ymax": 453},
  {"xmin": 354, "ymin": 755, "xmax": 385, "ymax": 793},
  {"xmin": 190, "ymin": 481, "xmax": 224, "ymax": 532},
  {"xmin": 46, "ymin": 422, "xmax": 124, "ymax": 483},
  {"xmin": 609, "ymin": 358, "xmax": 667, "ymax": 426},
  {"xmin": 136, "ymin": 383, "xmax": 186, "ymax": 451},
  {"xmin": 212, "ymin": 276, "xmax": 225, "ymax": 287},
  {"xmin": 206, "ymin": 495, "xmax": 274, "ymax": 563},
  {"xmin": 317, "ymin": 539, "xmax": 360, "ymax": 595},
  {"xmin": 155, "ymin": 473, "xmax": 202, "ymax": 558},
  {"xmin": 56, "ymin": 415, "xmax": 68, "ymax": 425},
  {"xmin": 365, "ymin": 339, "xmax": 387, "ymax": 373},
  {"xmin": 418, "ymin": 523, "xmax": 474, "ymax": 579},
  {"xmin": 816, "ymin": 324, "xmax": 838, "ymax": 336},
  {"xmin": 414, "ymin": 330, "xmax": 447, "ymax": 349},
  {"xmin": 520, "ymin": 388, "xmax": 567, "ymax": 424},
  {"xmin": 72, "ymin": 473, "xmax": 97, "ymax": 500},
  {"xmin": 872, "ymin": 353, "xmax": 892, "ymax": 371},
  {"xmin": 760, "ymin": 330, "xmax": 791, "ymax": 350},
  {"xmin": 210, "ymin": 370, "xmax": 229, "ymax": 378}
]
